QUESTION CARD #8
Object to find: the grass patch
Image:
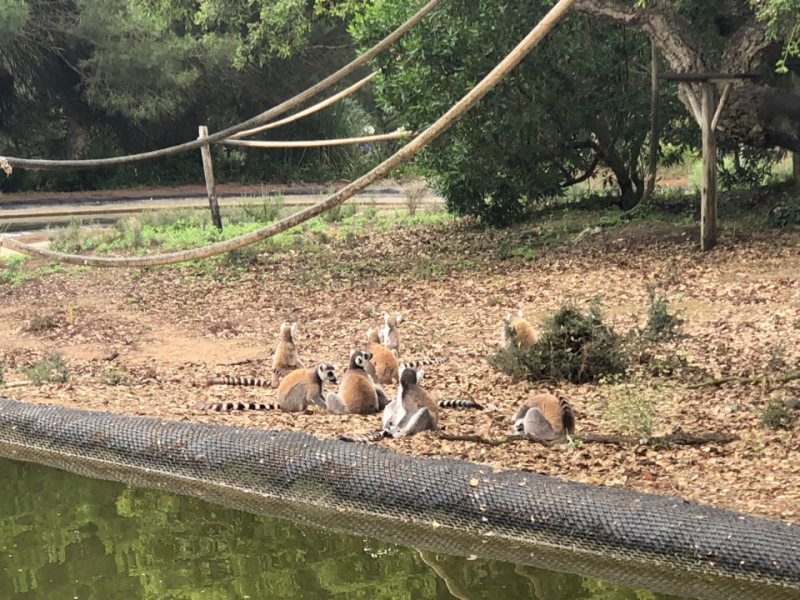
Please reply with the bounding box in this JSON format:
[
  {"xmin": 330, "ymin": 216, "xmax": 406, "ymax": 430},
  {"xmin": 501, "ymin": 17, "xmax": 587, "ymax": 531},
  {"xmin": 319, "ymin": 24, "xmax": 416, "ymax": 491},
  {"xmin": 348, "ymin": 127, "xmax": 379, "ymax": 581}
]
[
  {"xmin": 0, "ymin": 257, "xmax": 63, "ymax": 288},
  {"xmin": 0, "ymin": 358, "xmax": 4, "ymax": 388},
  {"xmin": 321, "ymin": 202, "xmax": 358, "ymax": 223},
  {"xmin": 100, "ymin": 367, "xmax": 129, "ymax": 386},
  {"xmin": 760, "ymin": 398, "xmax": 796, "ymax": 430},
  {"xmin": 488, "ymin": 302, "xmax": 629, "ymax": 384},
  {"xmin": 599, "ymin": 380, "xmax": 665, "ymax": 439},
  {"xmin": 22, "ymin": 353, "xmax": 70, "ymax": 385},
  {"xmin": 640, "ymin": 284, "xmax": 682, "ymax": 342}
]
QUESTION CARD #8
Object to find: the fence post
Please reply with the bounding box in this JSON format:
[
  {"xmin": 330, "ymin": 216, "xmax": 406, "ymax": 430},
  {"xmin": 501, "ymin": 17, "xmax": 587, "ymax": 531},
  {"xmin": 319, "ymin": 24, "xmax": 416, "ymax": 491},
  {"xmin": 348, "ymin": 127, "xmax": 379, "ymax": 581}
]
[{"xmin": 198, "ymin": 125, "xmax": 223, "ymax": 231}]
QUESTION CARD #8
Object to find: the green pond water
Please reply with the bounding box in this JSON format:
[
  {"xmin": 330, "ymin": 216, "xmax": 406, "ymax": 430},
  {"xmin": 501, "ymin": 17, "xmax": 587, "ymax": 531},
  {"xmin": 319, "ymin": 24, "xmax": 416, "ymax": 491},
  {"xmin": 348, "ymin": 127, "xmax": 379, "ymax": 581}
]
[{"xmin": 0, "ymin": 457, "xmax": 695, "ymax": 600}]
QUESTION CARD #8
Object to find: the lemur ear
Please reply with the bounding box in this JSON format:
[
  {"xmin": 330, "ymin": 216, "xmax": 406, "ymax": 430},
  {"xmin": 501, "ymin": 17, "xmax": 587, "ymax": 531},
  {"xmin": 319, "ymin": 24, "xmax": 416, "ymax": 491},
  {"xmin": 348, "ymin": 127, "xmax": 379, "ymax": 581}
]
[
  {"xmin": 396, "ymin": 315, "xmax": 403, "ymax": 325},
  {"xmin": 350, "ymin": 349, "xmax": 356, "ymax": 357},
  {"xmin": 506, "ymin": 313, "xmax": 512, "ymax": 321},
  {"xmin": 417, "ymin": 369, "xmax": 425, "ymax": 382}
]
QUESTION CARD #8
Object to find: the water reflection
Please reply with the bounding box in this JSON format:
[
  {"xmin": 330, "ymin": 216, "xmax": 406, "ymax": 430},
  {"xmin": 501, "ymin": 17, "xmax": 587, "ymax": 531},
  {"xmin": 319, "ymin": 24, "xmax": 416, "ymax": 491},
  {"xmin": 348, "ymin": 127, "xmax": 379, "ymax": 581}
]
[{"xmin": 0, "ymin": 457, "xmax": 692, "ymax": 599}]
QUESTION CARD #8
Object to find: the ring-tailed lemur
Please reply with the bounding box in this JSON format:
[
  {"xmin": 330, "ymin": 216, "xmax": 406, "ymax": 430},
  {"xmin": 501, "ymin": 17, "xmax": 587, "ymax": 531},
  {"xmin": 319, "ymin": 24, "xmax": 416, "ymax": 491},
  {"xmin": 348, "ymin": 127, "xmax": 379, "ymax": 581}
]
[
  {"xmin": 198, "ymin": 363, "xmax": 337, "ymax": 413},
  {"xmin": 323, "ymin": 350, "xmax": 390, "ymax": 414},
  {"xmin": 512, "ymin": 391, "xmax": 575, "ymax": 442},
  {"xmin": 271, "ymin": 322, "xmax": 304, "ymax": 387},
  {"xmin": 379, "ymin": 313, "xmax": 402, "ymax": 355},
  {"xmin": 502, "ymin": 310, "xmax": 536, "ymax": 349}
]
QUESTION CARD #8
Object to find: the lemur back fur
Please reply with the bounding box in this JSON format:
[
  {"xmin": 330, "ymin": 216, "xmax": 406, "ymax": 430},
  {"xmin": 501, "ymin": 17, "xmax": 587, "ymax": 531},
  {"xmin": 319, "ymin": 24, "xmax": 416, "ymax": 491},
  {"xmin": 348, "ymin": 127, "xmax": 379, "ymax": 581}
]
[
  {"xmin": 503, "ymin": 311, "xmax": 536, "ymax": 349},
  {"xmin": 379, "ymin": 313, "xmax": 402, "ymax": 356},
  {"xmin": 324, "ymin": 350, "xmax": 389, "ymax": 415},
  {"xmin": 512, "ymin": 391, "xmax": 575, "ymax": 442},
  {"xmin": 271, "ymin": 322, "xmax": 304, "ymax": 387}
]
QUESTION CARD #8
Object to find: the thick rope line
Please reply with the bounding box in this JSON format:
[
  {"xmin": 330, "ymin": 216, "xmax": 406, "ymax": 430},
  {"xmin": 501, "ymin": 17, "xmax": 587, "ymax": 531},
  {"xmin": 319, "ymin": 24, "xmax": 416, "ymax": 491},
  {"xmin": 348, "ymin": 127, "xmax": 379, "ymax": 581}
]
[
  {"xmin": 0, "ymin": 0, "xmax": 443, "ymax": 172},
  {"xmin": 230, "ymin": 72, "xmax": 379, "ymax": 139},
  {"xmin": 0, "ymin": 0, "xmax": 578, "ymax": 267},
  {"xmin": 222, "ymin": 131, "xmax": 409, "ymax": 148}
]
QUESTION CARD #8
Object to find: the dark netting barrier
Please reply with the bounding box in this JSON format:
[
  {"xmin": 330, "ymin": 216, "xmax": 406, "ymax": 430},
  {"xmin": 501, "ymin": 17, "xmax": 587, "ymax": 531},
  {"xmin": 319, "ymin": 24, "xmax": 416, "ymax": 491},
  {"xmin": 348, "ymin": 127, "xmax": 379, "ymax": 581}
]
[{"xmin": 0, "ymin": 397, "xmax": 798, "ymax": 600}]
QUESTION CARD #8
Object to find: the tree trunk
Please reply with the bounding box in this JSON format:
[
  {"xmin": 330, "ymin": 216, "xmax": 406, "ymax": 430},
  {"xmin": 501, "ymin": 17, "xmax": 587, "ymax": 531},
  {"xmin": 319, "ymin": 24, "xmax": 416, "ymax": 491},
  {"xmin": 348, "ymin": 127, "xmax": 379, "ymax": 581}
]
[{"xmin": 574, "ymin": 0, "xmax": 800, "ymax": 153}]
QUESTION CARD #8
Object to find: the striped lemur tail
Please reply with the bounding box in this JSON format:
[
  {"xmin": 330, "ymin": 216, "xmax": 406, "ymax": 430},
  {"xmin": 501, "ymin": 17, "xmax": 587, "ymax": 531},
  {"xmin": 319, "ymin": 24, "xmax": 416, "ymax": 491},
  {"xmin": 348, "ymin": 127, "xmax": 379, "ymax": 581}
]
[
  {"xmin": 195, "ymin": 401, "xmax": 277, "ymax": 412},
  {"xmin": 437, "ymin": 399, "xmax": 483, "ymax": 410},
  {"xmin": 399, "ymin": 356, "xmax": 450, "ymax": 370},
  {"xmin": 204, "ymin": 374, "xmax": 276, "ymax": 388},
  {"xmin": 556, "ymin": 391, "xmax": 576, "ymax": 434},
  {"xmin": 339, "ymin": 429, "xmax": 389, "ymax": 443}
]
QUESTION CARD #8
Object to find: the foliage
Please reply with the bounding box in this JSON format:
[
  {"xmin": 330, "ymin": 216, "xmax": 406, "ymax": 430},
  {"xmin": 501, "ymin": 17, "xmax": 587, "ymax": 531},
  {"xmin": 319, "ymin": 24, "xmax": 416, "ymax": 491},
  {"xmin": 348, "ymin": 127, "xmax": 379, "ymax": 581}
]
[
  {"xmin": 22, "ymin": 353, "xmax": 70, "ymax": 385},
  {"xmin": 321, "ymin": 201, "xmax": 358, "ymax": 223},
  {"xmin": 238, "ymin": 193, "xmax": 285, "ymax": 224},
  {"xmin": 760, "ymin": 398, "xmax": 796, "ymax": 430},
  {"xmin": 641, "ymin": 285, "xmax": 681, "ymax": 342},
  {"xmin": 352, "ymin": 0, "xmax": 689, "ymax": 224},
  {"xmin": 488, "ymin": 303, "xmax": 629, "ymax": 384},
  {"xmin": 599, "ymin": 380, "xmax": 664, "ymax": 440},
  {"xmin": 100, "ymin": 367, "xmax": 129, "ymax": 386},
  {"xmin": 402, "ymin": 181, "xmax": 427, "ymax": 217},
  {"xmin": 751, "ymin": 0, "xmax": 800, "ymax": 72},
  {"xmin": 765, "ymin": 201, "xmax": 800, "ymax": 228},
  {"xmin": 0, "ymin": 357, "xmax": 4, "ymax": 387},
  {"xmin": 26, "ymin": 313, "xmax": 58, "ymax": 332}
]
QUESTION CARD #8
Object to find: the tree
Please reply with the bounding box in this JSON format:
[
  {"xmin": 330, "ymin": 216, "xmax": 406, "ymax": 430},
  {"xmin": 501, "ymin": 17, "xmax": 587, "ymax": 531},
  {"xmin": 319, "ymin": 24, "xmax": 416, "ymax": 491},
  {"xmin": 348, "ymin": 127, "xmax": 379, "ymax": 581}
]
[
  {"xmin": 352, "ymin": 0, "xmax": 691, "ymax": 223},
  {"xmin": 574, "ymin": 0, "xmax": 800, "ymax": 153}
]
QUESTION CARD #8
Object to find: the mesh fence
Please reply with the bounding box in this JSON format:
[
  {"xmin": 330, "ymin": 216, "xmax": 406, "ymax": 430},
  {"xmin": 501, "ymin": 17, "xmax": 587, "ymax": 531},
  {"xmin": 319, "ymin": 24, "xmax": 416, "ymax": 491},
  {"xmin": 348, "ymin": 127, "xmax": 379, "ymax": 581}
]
[{"xmin": 0, "ymin": 397, "xmax": 798, "ymax": 600}]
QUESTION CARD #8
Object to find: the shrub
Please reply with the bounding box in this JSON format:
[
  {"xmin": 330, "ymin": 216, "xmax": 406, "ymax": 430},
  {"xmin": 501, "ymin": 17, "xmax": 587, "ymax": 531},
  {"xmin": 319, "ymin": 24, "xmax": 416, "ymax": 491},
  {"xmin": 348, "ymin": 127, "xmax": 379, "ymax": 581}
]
[
  {"xmin": 26, "ymin": 313, "xmax": 58, "ymax": 332},
  {"xmin": 100, "ymin": 367, "xmax": 129, "ymax": 386},
  {"xmin": 0, "ymin": 359, "xmax": 4, "ymax": 388},
  {"xmin": 403, "ymin": 182, "xmax": 427, "ymax": 217},
  {"xmin": 760, "ymin": 399, "xmax": 796, "ymax": 430},
  {"xmin": 641, "ymin": 284, "xmax": 681, "ymax": 342},
  {"xmin": 599, "ymin": 381, "xmax": 663, "ymax": 439},
  {"xmin": 240, "ymin": 193, "xmax": 284, "ymax": 224},
  {"xmin": 488, "ymin": 303, "xmax": 629, "ymax": 384},
  {"xmin": 322, "ymin": 202, "xmax": 358, "ymax": 223},
  {"xmin": 765, "ymin": 202, "xmax": 800, "ymax": 229},
  {"xmin": 22, "ymin": 354, "xmax": 70, "ymax": 385}
]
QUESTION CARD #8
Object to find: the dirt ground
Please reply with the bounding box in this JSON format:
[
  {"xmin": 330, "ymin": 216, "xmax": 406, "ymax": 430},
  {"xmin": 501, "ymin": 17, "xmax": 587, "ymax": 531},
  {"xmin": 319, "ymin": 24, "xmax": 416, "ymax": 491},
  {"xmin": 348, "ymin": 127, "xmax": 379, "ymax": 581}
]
[{"xmin": 1, "ymin": 217, "xmax": 799, "ymax": 524}]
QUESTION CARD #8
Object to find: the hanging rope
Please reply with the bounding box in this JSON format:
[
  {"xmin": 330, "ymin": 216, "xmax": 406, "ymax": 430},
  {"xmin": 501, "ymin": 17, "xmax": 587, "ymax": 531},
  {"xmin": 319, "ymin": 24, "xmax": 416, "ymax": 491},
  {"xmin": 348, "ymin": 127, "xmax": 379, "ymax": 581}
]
[
  {"xmin": 0, "ymin": 0, "xmax": 578, "ymax": 267},
  {"xmin": 222, "ymin": 131, "xmax": 409, "ymax": 148},
  {"xmin": 230, "ymin": 72, "xmax": 379, "ymax": 140},
  {"xmin": 0, "ymin": 0, "xmax": 443, "ymax": 172}
]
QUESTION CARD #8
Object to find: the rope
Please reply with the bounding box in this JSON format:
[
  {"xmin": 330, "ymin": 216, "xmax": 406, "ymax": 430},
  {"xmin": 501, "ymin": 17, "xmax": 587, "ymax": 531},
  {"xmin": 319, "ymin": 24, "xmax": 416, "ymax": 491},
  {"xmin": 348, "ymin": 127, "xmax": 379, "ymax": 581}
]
[
  {"xmin": 222, "ymin": 131, "xmax": 409, "ymax": 148},
  {"xmin": 0, "ymin": 0, "xmax": 578, "ymax": 267},
  {"xmin": 0, "ymin": 0, "xmax": 444, "ymax": 172},
  {"xmin": 230, "ymin": 72, "xmax": 379, "ymax": 139}
]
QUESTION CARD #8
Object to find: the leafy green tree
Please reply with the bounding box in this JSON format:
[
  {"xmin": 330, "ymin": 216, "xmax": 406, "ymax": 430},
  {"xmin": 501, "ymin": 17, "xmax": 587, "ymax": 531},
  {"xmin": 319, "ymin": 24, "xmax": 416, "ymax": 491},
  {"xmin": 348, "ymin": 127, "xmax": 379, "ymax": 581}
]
[{"xmin": 353, "ymin": 0, "xmax": 689, "ymax": 223}]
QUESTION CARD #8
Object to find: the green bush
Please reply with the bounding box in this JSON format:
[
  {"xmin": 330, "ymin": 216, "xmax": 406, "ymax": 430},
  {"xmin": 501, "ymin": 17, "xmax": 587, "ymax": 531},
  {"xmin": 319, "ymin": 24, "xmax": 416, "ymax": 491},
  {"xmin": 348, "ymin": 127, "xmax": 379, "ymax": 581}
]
[
  {"xmin": 321, "ymin": 202, "xmax": 358, "ymax": 223},
  {"xmin": 760, "ymin": 399, "xmax": 796, "ymax": 430},
  {"xmin": 100, "ymin": 367, "xmax": 129, "ymax": 386},
  {"xmin": 488, "ymin": 303, "xmax": 629, "ymax": 384},
  {"xmin": 22, "ymin": 354, "xmax": 70, "ymax": 385},
  {"xmin": 0, "ymin": 359, "xmax": 4, "ymax": 388},
  {"xmin": 642, "ymin": 285, "xmax": 681, "ymax": 342},
  {"xmin": 765, "ymin": 202, "xmax": 800, "ymax": 229}
]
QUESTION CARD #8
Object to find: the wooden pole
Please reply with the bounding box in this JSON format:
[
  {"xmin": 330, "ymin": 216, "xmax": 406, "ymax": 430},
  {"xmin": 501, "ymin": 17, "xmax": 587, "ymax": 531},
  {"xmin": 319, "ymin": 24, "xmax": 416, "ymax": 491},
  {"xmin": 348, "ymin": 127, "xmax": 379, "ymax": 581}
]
[
  {"xmin": 700, "ymin": 83, "xmax": 717, "ymax": 251},
  {"xmin": 644, "ymin": 42, "xmax": 660, "ymax": 202},
  {"xmin": 198, "ymin": 125, "xmax": 223, "ymax": 232}
]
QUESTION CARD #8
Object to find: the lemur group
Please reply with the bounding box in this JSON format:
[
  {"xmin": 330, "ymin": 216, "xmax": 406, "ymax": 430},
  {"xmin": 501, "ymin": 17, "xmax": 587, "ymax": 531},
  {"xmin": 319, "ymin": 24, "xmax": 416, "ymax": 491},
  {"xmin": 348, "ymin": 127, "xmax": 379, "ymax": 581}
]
[{"xmin": 198, "ymin": 312, "xmax": 576, "ymax": 444}]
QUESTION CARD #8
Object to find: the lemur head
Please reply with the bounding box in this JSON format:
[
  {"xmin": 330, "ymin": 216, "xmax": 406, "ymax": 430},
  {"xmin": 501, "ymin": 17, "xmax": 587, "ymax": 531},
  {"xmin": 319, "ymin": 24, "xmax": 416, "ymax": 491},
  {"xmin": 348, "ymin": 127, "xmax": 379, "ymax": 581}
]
[
  {"xmin": 317, "ymin": 363, "xmax": 338, "ymax": 385},
  {"xmin": 366, "ymin": 327, "xmax": 381, "ymax": 344},
  {"xmin": 349, "ymin": 349, "xmax": 372, "ymax": 370},
  {"xmin": 280, "ymin": 322, "xmax": 297, "ymax": 341},
  {"xmin": 399, "ymin": 366, "xmax": 424, "ymax": 388}
]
